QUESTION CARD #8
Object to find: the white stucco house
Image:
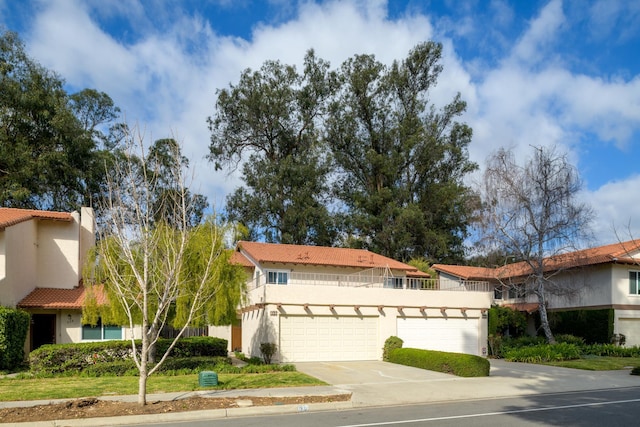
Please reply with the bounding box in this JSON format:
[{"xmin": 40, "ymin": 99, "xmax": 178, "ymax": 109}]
[
  {"xmin": 432, "ymin": 240, "xmax": 640, "ymax": 346},
  {"xmin": 211, "ymin": 241, "xmax": 493, "ymax": 362},
  {"xmin": 0, "ymin": 207, "xmax": 129, "ymax": 352}
]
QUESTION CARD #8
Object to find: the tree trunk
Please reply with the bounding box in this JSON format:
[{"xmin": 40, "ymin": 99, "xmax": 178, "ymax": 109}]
[
  {"xmin": 138, "ymin": 369, "xmax": 147, "ymax": 406},
  {"xmin": 138, "ymin": 324, "xmax": 149, "ymax": 405},
  {"xmin": 536, "ymin": 288, "xmax": 556, "ymax": 344}
]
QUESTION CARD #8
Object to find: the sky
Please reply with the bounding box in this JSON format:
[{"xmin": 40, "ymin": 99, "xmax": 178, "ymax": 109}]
[{"xmin": 1, "ymin": 0, "xmax": 639, "ymax": 248}]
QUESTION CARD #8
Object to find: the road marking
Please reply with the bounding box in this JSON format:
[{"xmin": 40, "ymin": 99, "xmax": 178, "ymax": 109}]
[{"xmin": 336, "ymin": 397, "xmax": 640, "ymax": 426}]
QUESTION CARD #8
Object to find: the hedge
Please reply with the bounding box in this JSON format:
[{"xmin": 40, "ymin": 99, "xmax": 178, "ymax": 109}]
[
  {"xmin": 29, "ymin": 336, "xmax": 228, "ymax": 375},
  {"xmin": 388, "ymin": 348, "xmax": 490, "ymax": 377},
  {"xmin": 503, "ymin": 342, "xmax": 582, "ymax": 363},
  {"xmin": 0, "ymin": 307, "xmax": 30, "ymax": 370}
]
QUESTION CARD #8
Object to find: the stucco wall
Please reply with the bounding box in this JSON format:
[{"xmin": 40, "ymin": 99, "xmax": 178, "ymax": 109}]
[
  {"xmin": 1, "ymin": 220, "xmax": 37, "ymax": 307},
  {"xmin": 36, "ymin": 214, "xmax": 81, "ymax": 289},
  {"xmin": 241, "ymin": 284, "xmax": 491, "ymax": 361}
]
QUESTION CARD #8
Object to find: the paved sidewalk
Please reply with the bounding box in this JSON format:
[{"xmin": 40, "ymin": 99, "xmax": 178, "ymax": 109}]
[{"xmin": 1, "ymin": 360, "xmax": 639, "ymax": 426}]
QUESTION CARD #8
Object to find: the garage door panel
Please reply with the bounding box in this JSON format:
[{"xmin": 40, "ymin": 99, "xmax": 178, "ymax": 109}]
[
  {"xmin": 280, "ymin": 315, "xmax": 378, "ymax": 362},
  {"xmin": 398, "ymin": 317, "xmax": 479, "ymax": 355}
]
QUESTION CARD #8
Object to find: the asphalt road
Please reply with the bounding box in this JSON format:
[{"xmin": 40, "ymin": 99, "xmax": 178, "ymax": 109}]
[{"xmin": 124, "ymin": 386, "xmax": 640, "ymax": 427}]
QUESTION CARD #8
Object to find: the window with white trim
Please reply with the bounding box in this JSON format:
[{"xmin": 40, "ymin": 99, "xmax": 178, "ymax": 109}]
[
  {"xmin": 82, "ymin": 318, "xmax": 122, "ymax": 340},
  {"xmin": 494, "ymin": 285, "xmax": 504, "ymax": 300},
  {"xmin": 266, "ymin": 270, "xmax": 288, "ymax": 285},
  {"xmin": 384, "ymin": 277, "xmax": 404, "ymax": 289},
  {"xmin": 630, "ymin": 271, "xmax": 640, "ymax": 295}
]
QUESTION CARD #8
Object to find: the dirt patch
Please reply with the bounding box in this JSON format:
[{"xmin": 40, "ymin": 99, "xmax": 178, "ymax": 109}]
[{"xmin": 0, "ymin": 394, "xmax": 351, "ymax": 423}]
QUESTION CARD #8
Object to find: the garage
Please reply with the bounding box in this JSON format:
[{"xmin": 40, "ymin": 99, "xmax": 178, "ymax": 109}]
[
  {"xmin": 616, "ymin": 318, "xmax": 640, "ymax": 347},
  {"xmin": 279, "ymin": 315, "xmax": 378, "ymax": 362},
  {"xmin": 397, "ymin": 317, "xmax": 480, "ymax": 355}
]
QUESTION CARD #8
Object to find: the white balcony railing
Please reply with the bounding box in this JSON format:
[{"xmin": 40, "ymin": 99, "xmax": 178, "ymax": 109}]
[{"xmin": 249, "ymin": 270, "xmax": 490, "ymax": 293}]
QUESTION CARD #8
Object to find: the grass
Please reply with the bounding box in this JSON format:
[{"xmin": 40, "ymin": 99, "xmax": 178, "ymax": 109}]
[
  {"xmin": 0, "ymin": 372, "xmax": 326, "ymax": 402},
  {"xmin": 541, "ymin": 356, "xmax": 640, "ymax": 371}
]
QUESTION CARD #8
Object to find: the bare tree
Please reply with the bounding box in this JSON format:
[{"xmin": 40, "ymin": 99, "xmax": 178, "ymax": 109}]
[
  {"xmin": 83, "ymin": 126, "xmax": 246, "ymax": 405},
  {"xmin": 479, "ymin": 145, "xmax": 594, "ymax": 343}
]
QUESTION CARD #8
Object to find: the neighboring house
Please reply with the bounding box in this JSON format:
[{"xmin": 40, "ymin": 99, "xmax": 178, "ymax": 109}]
[
  {"xmin": 0, "ymin": 207, "xmax": 124, "ymax": 352},
  {"xmin": 432, "ymin": 240, "xmax": 640, "ymax": 346},
  {"xmin": 211, "ymin": 241, "xmax": 493, "ymax": 362}
]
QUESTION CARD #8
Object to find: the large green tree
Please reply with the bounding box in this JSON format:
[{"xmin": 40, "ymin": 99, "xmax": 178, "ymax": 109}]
[
  {"xmin": 327, "ymin": 42, "xmax": 477, "ymax": 262},
  {"xmin": 84, "ymin": 130, "xmax": 244, "ymax": 406},
  {"xmin": 208, "ymin": 43, "xmax": 477, "ymax": 262},
  {"xmin": 0, "ymin": 30, "xmax": 120, "ymax": 212},
  {"xmin": 208, "ymin": 50, "xmax": 338, "ymax": 245}
]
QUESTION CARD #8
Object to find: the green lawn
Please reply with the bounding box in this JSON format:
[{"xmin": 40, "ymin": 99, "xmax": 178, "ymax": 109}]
[
  {"xmin": 0, "ymin": 372, "xmax": 326, "ymax": 402},
  {"xmin": 542, "ymin": 356, "xmax": 640, "ymax": 371}
]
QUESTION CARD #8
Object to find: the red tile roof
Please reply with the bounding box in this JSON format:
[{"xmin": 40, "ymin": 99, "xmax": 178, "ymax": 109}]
[
  {"xmin": 0, "ymin": 208, "xmax": 72, "ymax": 230},
  {"xmin": 503, "ymin": 302, "xmax": 539, "ymax": 313},
  {"xmin": 431, "ymin": 264, "xmax": 495, "ymax": 280},
  {"xmin": 237, "ymin": 241, "xmax": 428, "ymax": 276},
  {"xmin": 229, "ymin": 251, "xmax": 255, "ymax": 268},
  {"xmin": 18, "ymin": 285, "xmax": 107, "ymax": 310},
  {"xmin": 433, "ymin": 239, "xmax": 640, "ymax": 281}
]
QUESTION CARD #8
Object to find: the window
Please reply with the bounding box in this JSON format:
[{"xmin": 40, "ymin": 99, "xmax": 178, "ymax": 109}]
[
  {"xmin": 507, "ymin": 285, "xmax": 526, "ymax": 299},
  {"xmin": 384, "ymin": 277, "xmax": 404, "ymax": 289},
  {"xmin": 267, "ymin": 270, "xmax": 288, "ymax": 285},
  {"xmin": 494, "ymin": 285, "xmax": 503, "ymax": 300},
  {"xmin": 82, "ymin": 318, "xmax": 122, "ymax": 341},
  {"xmin": 630, "ymin": 271, "xmax": 640, "ymax": 295}
]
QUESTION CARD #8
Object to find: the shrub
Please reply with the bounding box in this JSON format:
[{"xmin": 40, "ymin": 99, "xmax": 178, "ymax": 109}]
[
  {"xmin": 260, "ymin": 342, "xmax": 277, "ymax": 364},
  {"xmin": 29, "ymin": 336, "xmax": 228, "ymax": 375},
  {"xmin": 488, "ymin": 305, "xmax": 527, "ymax": 337},
  {"xmin": 548, "ymin": 309, "xmax": 613, "ymax": 344},
  {"xmin": 582, "ymin": 344, "xmax": 640, "ymax": 357},
  {"xmin": 555, "ymin": 334, "xmax": 585, "ymax": 346},
  {"xmin": 0, "ymin": 307, "xmax": 30, "ymax": 370},
  {"xmin": 81, "ymin": 360, "xmax": 138, "ymax": 377},
  {"xmin": 157, "ymin": 336, "xmax": 228, "ymax": 358},
  {"xmin": 503, "ymin": 343, "xmax": 581, "ymax": 363},
  {"xmin": 630, "ymin": 367, "xmax": 640, "ymax": 376},
  {"xmin": 388, "ymin": 348, "xmax": 490, "ymax": 377},
  {"xmin": 383, "ymin": 336, "xmax": 403, "ymax": 361}
]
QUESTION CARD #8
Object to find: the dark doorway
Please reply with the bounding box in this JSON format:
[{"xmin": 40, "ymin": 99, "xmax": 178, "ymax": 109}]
[{"xmin": 31, "ymin": 314, "xmax": 56, "ymax": 351}]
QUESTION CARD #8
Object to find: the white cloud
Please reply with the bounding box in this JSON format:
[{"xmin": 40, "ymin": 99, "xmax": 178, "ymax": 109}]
[
  {"xmin": 588, "ymin": 175, "xmax": 640, "ymax": 242},
  {"xmin": 15, "ymin": 0, "xmax": 640, "ymax": 247},
  {"xmin": 511, "ymin": 0, "xmax": 564, "ymax": 65}
]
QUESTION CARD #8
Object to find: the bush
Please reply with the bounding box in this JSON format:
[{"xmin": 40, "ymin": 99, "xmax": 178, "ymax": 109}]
[
  {"xmin": 488, "ymin": 305, "xmax": 527, "ymax": 337},
  {"xmin": 260, "ymin": 342, "xmax": 277, "ymax": 364},
  {"xmin": 548, "ymin": 309, "xmax": 613, "ymax": 344},
  {"xmin": 157, "ymin": 336, "xmax": 228, "ymax": 358},
  {"xmin": 0, "ymin": 307, "xmax": 30, "ymax": 370},
  {"xmin": 383, "ymin": 336, "xmax": 403, "ymax": 361},
  {"xmin": 630, "ymin": 367, "xmax": 640, "ymax": 376},
  {"xmin": 582, "ymin": 344, "xmax": 640, "ymax": 357},
  {"xmin": 503, "ymin": 343, "xmax": 582, "ymax": 363},
  {"xmin": 555, "ymin": 334, "xmax": 585, "ymax": 346},
  {"xmin": 388, "ymin": 348, "xmax": 490, "ymax": 377},
  {"xmin": 29, "ymin": 336, "xmax": 228, "ymax": 375}
]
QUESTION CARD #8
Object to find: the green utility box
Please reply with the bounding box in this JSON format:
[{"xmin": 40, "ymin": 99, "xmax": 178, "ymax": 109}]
[{"xmin": 198, "ymin": 371, "xmax": 218, "ymax": 387}]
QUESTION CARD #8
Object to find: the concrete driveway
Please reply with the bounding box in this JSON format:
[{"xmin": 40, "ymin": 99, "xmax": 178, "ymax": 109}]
[{"xmin": 295, "ymin": 360, "xmax": 640, "ymax": 408}]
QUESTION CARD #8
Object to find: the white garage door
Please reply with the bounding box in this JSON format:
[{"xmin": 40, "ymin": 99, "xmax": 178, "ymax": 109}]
[
  {"xmin": 617, "ymin": 318, "xmax": 640, "ymax": 347},
  {"xmin": 397, "ymin": 317, "xmax": 479, "ymax": 355},
  {"xmin": 279, "ymin": 315, "xmax": 378, "ymax": 362}
]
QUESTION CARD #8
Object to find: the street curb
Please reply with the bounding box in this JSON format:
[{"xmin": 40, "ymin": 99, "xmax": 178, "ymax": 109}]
[{"xmin": 0, "ymin": 400, "xmax": 354, "ymax": 426}]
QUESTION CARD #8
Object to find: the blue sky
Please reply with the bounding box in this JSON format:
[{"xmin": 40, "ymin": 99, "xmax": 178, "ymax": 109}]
[{"xmin": 1, "ymin": 0, "xmax": 639, "ymax": 245}]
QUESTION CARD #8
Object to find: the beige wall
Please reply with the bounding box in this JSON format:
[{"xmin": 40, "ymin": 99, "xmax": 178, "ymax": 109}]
[
  {"xmin": 1, "ymin": 220, "xmax": 38, "ymax": 307},
  {"xmin": 0, "ymin": 208, "xmax": 95, "ymax": 309},
  {"xmin": 241, "ymin": 284, "xmax": 492, "ymax": 361},
  {"xmin": 209, "ymin": 325, "xmax": 232, "ymax": 351}
]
